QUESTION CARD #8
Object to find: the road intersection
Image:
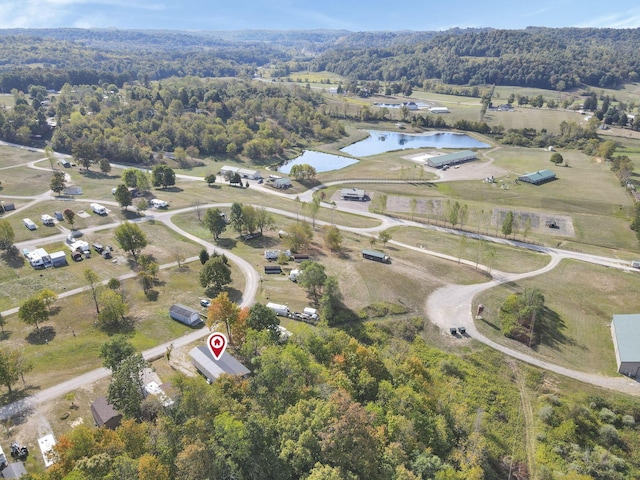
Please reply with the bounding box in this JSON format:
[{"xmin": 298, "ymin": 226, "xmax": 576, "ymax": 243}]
[{"xmin": 1, "ymin": 145, "xmax": 639, "ymax": 421}]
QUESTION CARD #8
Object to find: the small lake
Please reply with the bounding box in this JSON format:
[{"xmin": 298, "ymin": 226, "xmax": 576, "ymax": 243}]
[
  {"xmin": 340, "ymin": 130, "xmax": 490, "ymax": 157},
  {"xmin": 278, "ymin": 150, "xmax": 358, "ymax": 174}
]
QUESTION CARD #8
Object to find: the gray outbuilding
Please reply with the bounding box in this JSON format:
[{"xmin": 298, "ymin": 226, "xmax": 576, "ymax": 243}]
[
  {"xmin": 611, "ymin": 314, "xmax": 640, "ymax": 377},
  {"xmin": 169, "ymin": 304, "xmax": 203, "ymax": 327},
  {"xmin": 189, "ymin": 345, "xmax": 251, "ymax": 384}
]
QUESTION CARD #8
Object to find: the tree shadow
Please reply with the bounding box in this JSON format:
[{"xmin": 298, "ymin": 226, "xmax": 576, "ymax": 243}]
[
  {"xmin": 216, "ymin": 238, "xmax": 237, "ymax": 249},
  {"xmin": 25, "ymin": 326, "xmax": 56, "ymax": 345},
  {"xmin": 0, "ymin": 330, "xmax": 11, "ymax": 341},
  {"xmin": 225, "ymin": 287, "xmax": 244, "ymax": 304},
  {"xmin": 160, "ymin": 186, "xmax": 184, "ymax": 193},
  {"xmin": 534, "ymin": 307, "xmax": 577, "ymax": 351},
  {"xmin": 48, "ymin": 306, "xmax": 62, "ymax": 317},
  {"xmin": 145, "ymin": 290, "xmax": 159, "ymax": 301},
  {"xmin": 479, "ymin": 317, "xmax": 500, "ymax": 331},
  {"xmin": 100, "ymin": 318, "xmax": 136, "ymax": 336},
  {"xmin": 0, "ymin": 390, "xmax": 38, "ymax": 424},
  {"xmin": 122, "ymin": 209, "xmax": 142, "ymax": 220},
  {"xmin": 244, "ymin": 235, "xmax": 279, "ymax": 249},
  {"xmin": 2, "ymin": 247, "xmax": 25, "ymax": 268}
]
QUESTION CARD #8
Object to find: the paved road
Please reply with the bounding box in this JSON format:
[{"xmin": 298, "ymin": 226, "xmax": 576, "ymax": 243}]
[{"xmin": 1, "ymin": 143, "xmax": 640, "ymax": 422}]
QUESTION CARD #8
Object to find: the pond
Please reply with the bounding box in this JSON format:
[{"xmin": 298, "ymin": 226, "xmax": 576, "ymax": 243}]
[
  {"xmin": 340, "ymin": 130, "xmax": 490, "ymax": 157},
  {"xmin": 278, "ymin": 150, "xmax": 358, "ymax": 174}
]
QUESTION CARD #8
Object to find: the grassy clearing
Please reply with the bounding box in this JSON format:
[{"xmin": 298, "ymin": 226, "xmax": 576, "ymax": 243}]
[
  {"xmin": 475, "ymin": 259, "xmax": 640, "ymax": 375},
  {"xmin": 0, "ymin": 252, "xmax": 245, "ymax": 392},
  {"xmin": 388, "ymin": 226, "xmax": 551, "ymax": 273},
  {"xmin": 483, "ymin": 107, "xmax": 582, "ymax": 134},
  {"xmin": 0, "ymin": 145, "xmax": 43, "ymax": 167},
  {"xmin": 0, "ymin": 219, "xmax": 203, "ymax": 311}
]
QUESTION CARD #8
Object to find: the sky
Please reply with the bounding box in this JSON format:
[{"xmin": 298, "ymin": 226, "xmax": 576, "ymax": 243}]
[{"xmin": 1, "ymin": 0, "xmax": 640, "ymax": 31}]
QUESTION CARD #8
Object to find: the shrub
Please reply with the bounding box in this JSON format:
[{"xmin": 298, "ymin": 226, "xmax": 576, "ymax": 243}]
[
  {"xmin": 621, "ymin": 414, "xmax": 635, "ymax": 427},
  {"xmin": 599, "ymin": 424, "xmax": 620, "ymax": 445},
  {"xmin": 598, "ymin": 407, "xmax": 617, "ymax": 424},
  {"xmin": 538, "ymin": 405, "xmax": 554, "ymax": 425}
]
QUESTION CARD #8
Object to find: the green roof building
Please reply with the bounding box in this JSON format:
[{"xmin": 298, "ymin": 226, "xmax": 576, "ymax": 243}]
[
  {"xmin": 518, "ymin": 169, "xmax": 556, "ymax": 185},
  {"xmin": 611, "ymin": 314, "xmax": 640, "ymax": 377},
  {"xmin": 426, "ymin": 150, "xmax": 478, "ymax": 168}
]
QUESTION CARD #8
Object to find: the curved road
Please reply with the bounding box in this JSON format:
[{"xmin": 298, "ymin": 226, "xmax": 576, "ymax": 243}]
[{"xmin": 1, "ymin": 144, "xmax": 639, "ymax": 422}]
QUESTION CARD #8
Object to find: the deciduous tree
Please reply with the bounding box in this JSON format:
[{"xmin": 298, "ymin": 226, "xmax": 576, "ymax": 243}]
[
  {"xmin": 200, "ymin": 255, "xmax": 231, "ymax": 294},
  {"xmin": 299, "ymin": 261, "xmax": 327, "ymax": 303},
  {"xmin": 50, "ymin": 170, "xmax": 66, "ymax": 196},
  {"xmin": 550, "ymin": 152, "xmax": 564, "ymax": 165},
  {"xmin": 114, "ymin": 222, "xmax": 148, "ymax": 260},
  {"xmin": 207, "ymin": 291, "xmax": 239, "ymax": 340},
  {"xmin": 285, "ymin": 222, "xmax": 313, "ymax": 252},
  {"xmin": 378, "ymin": 229, "xmax": 392, "ymax": 247},
  {"xmin": 324, "ymin": 225, "xmax": 342, "ymax": 252},
  {"xmin": 98, "ymin": 289, "xmax": 129, "ymax": 329},
  {"xmin": 246, "ymin": 302, "xmax": 280, "ymax": 334},
  {"xmin": 114, "ymin": 184, "xmax": 132, "ymax": 210},
  {"xmin": 84, "ymin": 268, "xmax": 101, "ymax": 314},
  {"xmin": 502, "ymin": 211, "xmax": 514, "ymax": 238},
  {"xmin": 0, "ymin": 219, "xmax": 15, "ymax": 250},
  {"xmin": 0, "ymin": 349, "xmax": 21, "ymax": 393},
  {"xmin": 63, "ymin": 208, "xmax": 75, "ymax": 229},
  {"xmin": 107, "ymin": 353, "xmax": 148, "ymax": 420},
  {"xmin": 151, "ymin": 165, "xmax": 176, "ymax": 189},
  {"xmin": 100, "ymin": 335, "xmax": 136, "ymax": 371},
  {"xmin": 18, "ymin": 297, "xmax": 49, "ymax": 331},
  {"xmin": 38, "ymin": 288, "xmax": 58, "ymax": 312}
]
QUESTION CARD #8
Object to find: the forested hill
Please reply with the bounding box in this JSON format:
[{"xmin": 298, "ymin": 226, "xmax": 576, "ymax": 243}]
[
  {"xmin": 1, "ymin": 27, "xmax": 640, "ymax": 92},
  {"xmin": 311, "ymin": 27, "xmax": 640, "ymax": 90}
]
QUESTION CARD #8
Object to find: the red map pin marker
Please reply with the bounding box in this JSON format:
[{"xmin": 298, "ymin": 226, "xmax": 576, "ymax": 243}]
[{"xmin": 207, "ymin": 332, "xmax": 228, "ymax": 361}]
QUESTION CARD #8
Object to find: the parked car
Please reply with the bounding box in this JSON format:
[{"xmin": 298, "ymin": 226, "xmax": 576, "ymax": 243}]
[
  {"xmin": 200, "ymin": 299, "xmax": 211, "ymax": 308},
  {"xmin": 92, "ymin": 243, "xmax": 104, "ymax": 254}
]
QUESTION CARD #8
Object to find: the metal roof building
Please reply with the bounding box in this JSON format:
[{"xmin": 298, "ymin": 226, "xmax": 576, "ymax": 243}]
[
  {"xmin": 426, "ymin": 150, "xmax": 478, "ymax": 168},
  {"xmin": 518, "ymin": 169, "xmax": 557, "ymax": 185},
  {"xmin": 189, "ymin": 346, "xmax": 251, "ymax": 384},
  {"xmin": 611, "ymin": 314, "xmax": 640, "ymax": 377}
]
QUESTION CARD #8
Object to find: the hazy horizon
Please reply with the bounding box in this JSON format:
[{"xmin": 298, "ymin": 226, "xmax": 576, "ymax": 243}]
[{"xmin": 1, "ymin": 0, "xmax": 640, "ymax": 32}]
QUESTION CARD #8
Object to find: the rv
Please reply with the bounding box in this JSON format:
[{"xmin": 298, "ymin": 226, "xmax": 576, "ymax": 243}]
[
  {"xmin": 150, "ymin": 198, "xmax": 169, "ymax": 209},
  {"xmin": 23, "ymin": 218, "xmax": 37, "ymax": 230},
  {"xmin": 266, "ymin": 302, "xmax": 291, "ymax": 317},
  {"xmin": 90, "ymin": 203, "xmax": 107, "ymax": 215},
  {"xmin": 41, "ymin": 214, "xmax": 55, "ymax": 226},
  {"xmin": 264, "ymin": 249, "xmax": 291, "ymax": 261}
]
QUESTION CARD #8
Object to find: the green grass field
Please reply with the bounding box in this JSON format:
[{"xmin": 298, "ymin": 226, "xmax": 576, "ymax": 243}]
[{"xmin": 475, "ymin": 259, "xmax": 640, "ymax": 375}]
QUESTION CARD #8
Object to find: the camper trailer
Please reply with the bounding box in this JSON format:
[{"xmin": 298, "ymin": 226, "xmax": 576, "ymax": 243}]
[
  {"xmin": 266, "ymin": 303, "xmax": 291, "ymax": 317},
  {"xmin": 23, "ymin": 218, "xmax": 37, "ymax": 230},
  {"xmin": 90, "ymin": 203, "xmax": 107, "ymax": 215}
]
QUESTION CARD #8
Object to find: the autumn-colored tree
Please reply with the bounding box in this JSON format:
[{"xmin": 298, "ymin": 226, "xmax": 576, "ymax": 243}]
[
  {"xmin": 207, "ymin": 291, "xmax": 240, "ymax": 341},
  {"xmin": 138, "ymin": 453, "xmax": 170, "ymax": 480},
  {"xmin": 38, "ymin": 288, "xmax": 58, "ymax": 312}
]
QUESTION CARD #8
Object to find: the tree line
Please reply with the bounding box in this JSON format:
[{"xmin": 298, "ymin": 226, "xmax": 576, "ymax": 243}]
[{"xmin": 311, "ymin": 27, "xmax": 640, "ymax": 90}]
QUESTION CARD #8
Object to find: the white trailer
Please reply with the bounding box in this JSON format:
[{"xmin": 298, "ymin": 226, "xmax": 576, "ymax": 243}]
[
  {"xmin": 266, "ymin": 302, "xmax": 291, "ymax": 317},
  {"xmin": 90, "ymin": 203, "xmax": 107, "ymax": 215},
  {"xmin": 264, "ymin": 249, "xmax": 291, "ymax": 260},
  {"xmin": 151, "ymin": 198, "xmax": 169, "ymax": 208},
  {"xmin": 41, "ymin": 214, "xmax": 55, "ymax": 225},
  {"xmin": 23, "ymin": 218, "xmax": 37, "ymax": 230}
]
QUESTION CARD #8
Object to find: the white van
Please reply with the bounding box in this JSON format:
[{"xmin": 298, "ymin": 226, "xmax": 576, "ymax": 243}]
[{"xmin": 23, "ymin": 218, "xmax": 37, "ymax": 230}]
